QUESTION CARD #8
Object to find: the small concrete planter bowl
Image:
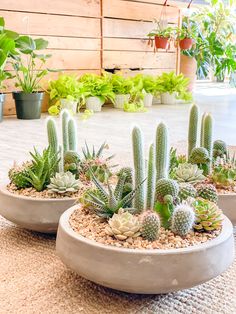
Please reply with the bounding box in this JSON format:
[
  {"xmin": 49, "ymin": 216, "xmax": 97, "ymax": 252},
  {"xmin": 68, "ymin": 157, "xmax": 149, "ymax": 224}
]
[
  {"xmin": 0, "ymin": 184, "xmax": 76, "ymax": 233},
  {"xmin": 218, "ymin": 193, "xmax": 236, "ymax": 225},
  {"xmin": 56, "ymin": 205, "xmax": 235, "ymax": 294}
]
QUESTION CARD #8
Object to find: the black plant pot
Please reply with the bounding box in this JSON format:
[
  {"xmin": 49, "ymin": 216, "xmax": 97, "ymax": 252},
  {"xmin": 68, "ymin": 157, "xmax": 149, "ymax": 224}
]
[
  {"xmin": 13, "ymin": 92, "xmax": 44, "ymax": 120},
  {"xmin": 0, "ymin": 93, "xmax": 6, "ymax": 123}
]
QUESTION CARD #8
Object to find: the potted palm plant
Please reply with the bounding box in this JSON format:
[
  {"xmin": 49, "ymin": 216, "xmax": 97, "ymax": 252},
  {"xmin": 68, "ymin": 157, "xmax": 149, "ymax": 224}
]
[
  {"xmin": 79, "ymin": 73, "xmax": 115, "ymax": 112},
  {"xmin": 147, "ymin": 21, "xmax": 174, "ymax": 50},
  {"xmin": 11, "ymin": 35, "xmax": 51, "ymax": 119},
  {"xmin": 0, "ymin": 17, "xmax": 18, "ymax": 122},
  {"xmin": 156, "ymin": 71, "xmax": 192, "ymax": 105},
  {"xmin": 48, "ymin": 74, "xmax": 84, "ymax": 115}
]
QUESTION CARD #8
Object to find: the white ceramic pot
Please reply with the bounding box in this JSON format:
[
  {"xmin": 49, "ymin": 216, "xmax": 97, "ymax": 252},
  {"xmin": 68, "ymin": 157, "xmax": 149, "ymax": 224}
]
[
  {"xmin": 0, "ymin": 184, "xmax": 77, "ymax": 233},
  {"xmin": 56, "ymin": 205, "xmax": 234, "ymax": 294},
  {"xmin": 218, "ymin": 193, "xmax": 236, "ymax": 225},
  {"xmin": 143, "ymin": 93, "xmax": 153, "ymax": 107},
  {"xmin": 85, "ymin": 97, "xmax": 103, "ymax": 112},
  {"xmin": 114, "ymin": 94, "xmax": 130, "ymax": 109},
  {"xmin": 60, "ymin": 99, "xmax": 78, "ymax": 114},
  {"xmin": 161, "ymin": 92, "xmax": 176, "ymax": 105}
]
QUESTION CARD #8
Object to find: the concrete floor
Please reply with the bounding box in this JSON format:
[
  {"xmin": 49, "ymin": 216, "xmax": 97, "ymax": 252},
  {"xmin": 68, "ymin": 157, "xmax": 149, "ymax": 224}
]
[{"xmin": 0, "ymin": 82, "xmax": 235, "ymax": 179}]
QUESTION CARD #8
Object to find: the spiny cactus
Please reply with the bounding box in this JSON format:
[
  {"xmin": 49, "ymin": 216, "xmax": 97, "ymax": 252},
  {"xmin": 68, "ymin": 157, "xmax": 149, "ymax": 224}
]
[
  {"xmin": 68, "ymin": 118, "xmax": 77, "ymax": 151},
  {"xmin": 155, "ymin": 178, "xmax": 179, "ymax": 202},
  {"xmin": 64, "ymin": 151, "xmax": 80, "ymax": 174},
  {"xmin": 170, "ymin": 204, "xmax": 195, "ymax": 236},
  {"xmin": 188, "ymin": 104, "xmax": 199, "ymax": 159},
  {"xmin": 213, "ymin": 140, "xmax": 227, "ymax": 158},
  {"xmin": 196, "ymin": 183, "xmax": 218, "ymax": 204},
  {"xmin": 200, "ymin": 112, "xmax": 207, "ymax": 147},
  {"xmin": 61, "ymin": 109, "xmax": 70, "ymax": 153},
  {"xmin": 146, "ymin": 144, "xmax": 156, "ymax": 209},
  {"xmin": 179, "ymin": 183, "xmax": 197, "ymax": 201},
  {"xmin": 156, "ymin": 122, "xmax": 169, "ymax": 181},
  {"xmin": 202, "ymin": 114, "xmax": 213, "ymax": 175},
  {"xmin": 9, "ymin": 163, "xmax": 33, "ymax": 189},
  {"xmin": 132, "ymin": 126, "xmax": 146, "ymax": 213},
  {"xmin": 47, "ymin": 118, "xmax": 59, "ymax": 155},
  {"xmin": 141, "ymin": 211, "xmax": 160, "ymax": 241}
]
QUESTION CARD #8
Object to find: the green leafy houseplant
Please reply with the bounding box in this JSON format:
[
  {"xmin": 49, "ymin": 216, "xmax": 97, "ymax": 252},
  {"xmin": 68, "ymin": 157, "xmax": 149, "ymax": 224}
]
[
  {"xmin": 11, "ymin": 35, "xmax": 52, "ymax": 119},
  {"xmin": 156, "ymin": 71, "xmax": 192, "ymax": 104},
  {"xmin": 47, "ymin": 74, "xmax": 86, "ymax": 115}
]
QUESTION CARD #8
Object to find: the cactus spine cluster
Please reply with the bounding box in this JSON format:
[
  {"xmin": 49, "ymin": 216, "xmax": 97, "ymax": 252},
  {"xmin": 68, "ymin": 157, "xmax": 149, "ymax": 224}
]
[
  {"xmin": 171, "ymin": 204, "xmax": 195, "ymax": 236},
  {"xmin": 188, "ymin": 104, "xmax": 199, "ymax": 159},
  {"xmin": 156, "ymin": 122, "xmax": 169, "ymax": 181},
  {"xmin": 142, "ymin": 212, "xmax": 160, "ymax": 241},
  {"xmin": 202, "ymin": 113, "xmax": 213, "ymax": 175},
  {"xmin": 146, "ymin": 144, "xmax": 156, "ymax": 209},
  {"xmin": 132, "ymin": 126, "xmax": 146, "ymax": 212}
]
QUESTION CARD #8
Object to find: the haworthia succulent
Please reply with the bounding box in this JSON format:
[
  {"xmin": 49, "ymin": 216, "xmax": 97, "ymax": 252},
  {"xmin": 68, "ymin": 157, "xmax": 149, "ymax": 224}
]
[
  {"xmin": 188, "ymin": 104, "xmax": 199, "ymax": 159},
  {"xmin": 132, "ymin": 126, "xmax": 146, "ymax": 213}
]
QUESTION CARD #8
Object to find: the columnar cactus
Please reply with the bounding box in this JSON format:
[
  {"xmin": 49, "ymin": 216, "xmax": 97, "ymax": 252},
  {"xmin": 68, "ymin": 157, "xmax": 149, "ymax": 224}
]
[
  {"xmin": 47, "ymin": 118, "xmax": 59, "ymax": 155},
  {"xmin": 170, "ymin": 204, "xmax": 195, "ymax": 236},
  {"xmin": 200, "ymin": 113, "xmax": 207, "ymax": 147},
  {"xmin": 132, "ymin": 126, "xmax": 146, "ymax": 212},
  {"xmin": 156, "ymin": 122, "xmax": 169, "ymax": 181},
  {"xmin": 203, "ymin": 114, "xmax": 213, "ymax": 175},
  {"xmin": 142, "ymin": 211, "xmax": 160, "ymax": 241},
  {"xmin": 68, "ymin": 118, "xmax": 77, "ymax": 151},
  {"xmin": 146, "ymin": 144, "xmax": 156, "ymax": 209},
  {"xmin": 188, "ymin": 104, "xmax": 199, "ymax": 159},
  {"xmin": 61, "ymin": 109, "xmax": 70, "ymax": 153}
]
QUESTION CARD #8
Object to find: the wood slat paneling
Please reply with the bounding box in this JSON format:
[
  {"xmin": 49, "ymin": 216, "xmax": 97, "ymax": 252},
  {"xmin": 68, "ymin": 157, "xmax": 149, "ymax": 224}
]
[
  {"xmin": 103, "ymin": 0, "xmax": 179, "ymax": 23},
  {"xmin": 1, "ymin": 11, "xmax": 101, "ymax": 38},
  {"xmin": 103, "ymin": 51, "xmax": 176, "ymax": 69},
  {"xmin": 0, "ymin": 0, "xmax": 101, "ymax": 18},
  {"xmin": 103, "ymin": 37, "xmax": 175, "ymax": 52}
]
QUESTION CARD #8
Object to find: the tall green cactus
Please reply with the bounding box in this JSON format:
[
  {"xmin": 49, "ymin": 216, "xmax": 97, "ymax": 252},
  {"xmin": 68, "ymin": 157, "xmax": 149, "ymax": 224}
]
[
  {"xmin": 68, "ymin": 118, "xmax": 77, "ymax": 151},
  {"xmin": 200, "ymin": 112, "xmax": 207, "ymax": 147},
  {"xmin": 132, "ymin": 126, "xmax": 146, "ymax": 213},
  {"xmin": 188, "ymin": 104, "xmax": 199, "ymax": 159},
  {"xmin": 47, "ymin": 118, "xmax": 58, "ymax": 155},
  {"xmin": 146, "ymin": 144, "xmax": 156, "ymax": 209},
  {"xmin": 156, "ymin": 122, "xmax": 169, "ymax": 181},
  {"xmin": 203, "ymin": 113, "xmax": 213, "ymax": 174},
  {"xmin": 61, "ymin": 109, "xmax": 69, "ymax": 153}
]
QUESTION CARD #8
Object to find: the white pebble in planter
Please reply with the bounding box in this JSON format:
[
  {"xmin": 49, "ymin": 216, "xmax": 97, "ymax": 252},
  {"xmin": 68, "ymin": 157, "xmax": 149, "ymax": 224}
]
[{"xmin": 56, "ymin": 205, "xmax": 235, "ymax": 294}]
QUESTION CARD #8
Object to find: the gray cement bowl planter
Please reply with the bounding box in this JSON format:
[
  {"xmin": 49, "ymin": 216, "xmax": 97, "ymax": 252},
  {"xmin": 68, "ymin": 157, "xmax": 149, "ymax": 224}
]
[
  {"xmin": 218, "ymin": 193, "xmax": 236, "ymax": 225},
  {"xmin": 56, "ymin": 205, "xmax": 235, "ymax": 294},
  {"xmin": 0, "ymin": 184, "xmax": 77, "ymax": 233}
]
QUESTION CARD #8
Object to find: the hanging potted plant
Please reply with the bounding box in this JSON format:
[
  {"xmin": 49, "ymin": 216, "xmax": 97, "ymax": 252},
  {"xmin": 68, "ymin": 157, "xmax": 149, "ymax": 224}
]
[
  {"xmin": 147, "ymin": 21, "xmax": 174, "ymax": 50},
  {"xmin": 110, "ymin": 73, "xmax": 134, "ymax": 109},
  {"xmin": 0, "ymin": 17, "xmax": 18, "ymax": 122},
  {"xmin": 48, "ymin": 74, "xmax": 84, "ymax": 115},
  {"xmin": 176, "ymin": 24, "xmax": 195, "ymax": 50},
  {"xmin": 156, "ymin": 71, "xmax": 192, "ymax": 105},
  {"xmin": 79, "ymin": 73, "xmax": 115, "ymax": 112},
  {"xmin": 11, "ymin": 35, "xmax": 51, "ymax": 119}
]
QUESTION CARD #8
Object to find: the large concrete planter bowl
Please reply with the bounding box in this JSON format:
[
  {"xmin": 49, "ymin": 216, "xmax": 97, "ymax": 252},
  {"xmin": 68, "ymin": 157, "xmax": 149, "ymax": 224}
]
[
  {"xmin": 56, "ymin": 205, "xmax": 235, "ymax": 294},
  {"xmin": 0, "ymin": 184, "xmax": 76, "ymax": 233},
  {"xmin": 218, "ymin": 193, "xmax": 236, "ymax": 225}
]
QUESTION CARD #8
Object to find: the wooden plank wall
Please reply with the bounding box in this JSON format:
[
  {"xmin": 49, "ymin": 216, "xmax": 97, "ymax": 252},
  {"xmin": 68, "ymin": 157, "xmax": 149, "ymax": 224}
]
[{"xmin": 1, "ymin": 0, "xmax": 180, "ymax": 116}]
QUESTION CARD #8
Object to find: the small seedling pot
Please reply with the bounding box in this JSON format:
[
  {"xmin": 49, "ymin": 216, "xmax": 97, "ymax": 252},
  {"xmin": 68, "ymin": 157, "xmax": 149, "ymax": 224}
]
[
  {"xmin": 161, "ymin": 92, "xmax": 176, "ymax": 105},
  {"xmin": 143, "ymin": 93, "xmax": 153, "ymax": 107},
  {"xmin": 155, "ymin": 36, "xmax": 169, "ymax": 49},
  {"xmin": 13, "ymin": 91, "xmax": 44, "ymax": 120},
  {"xmin": 85, "ymin": 96, "xmax": 104, "ymax": 112},
  {"xmin": 60, "ymin": 99, "xmax": 78, "ymax": 114},
  {"xmin": 0, "ymin": 93, "xmax": 6, "ymax": 122},
  {"xmin": 114, "ymin": 94, "xmax": 130, "ymax": 109},
  {"xmin": 179, "ymin": 38, "xmax": 193, "ymax": 50}
]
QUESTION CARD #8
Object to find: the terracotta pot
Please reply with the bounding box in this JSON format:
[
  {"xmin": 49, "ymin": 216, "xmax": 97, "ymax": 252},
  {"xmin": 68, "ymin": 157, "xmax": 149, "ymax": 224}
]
[
  {"xmin": 179, "ymin": 38, "xmax": 193, "ymax": 50},
  {"xmin": 154, "ymin": 36, "xmax": 169, "ymax": 50},
  {"xmin": 180, "ymin": 54, "xmax": 197, "ymax": 92}
]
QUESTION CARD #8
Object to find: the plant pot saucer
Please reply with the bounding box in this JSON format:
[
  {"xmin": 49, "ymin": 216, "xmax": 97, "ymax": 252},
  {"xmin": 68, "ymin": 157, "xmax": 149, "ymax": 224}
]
[
  {"xmin": 56, "ymin": 205, "xmax": 234, "ymax": 294},
  {"xmin": 218, "ymin": 193, "xmax": 236, "ymax": 225},
  {"xmin": 0, "ymin": 183, "xmax": 77, "ymax": 233}
]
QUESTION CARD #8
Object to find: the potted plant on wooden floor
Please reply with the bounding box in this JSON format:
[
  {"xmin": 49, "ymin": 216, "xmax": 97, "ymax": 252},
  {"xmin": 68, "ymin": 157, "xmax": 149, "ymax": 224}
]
[
  {"xmin": 56, "ymin": 122, "xmax": 234, "ymax": 294},
  {"xmin": 156, "ymin": 71, "xmax": 192, "ymax": 105},
  {"xmin": 11, "ymin": 35, "xmax": 51, "ymax": 119}
]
